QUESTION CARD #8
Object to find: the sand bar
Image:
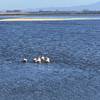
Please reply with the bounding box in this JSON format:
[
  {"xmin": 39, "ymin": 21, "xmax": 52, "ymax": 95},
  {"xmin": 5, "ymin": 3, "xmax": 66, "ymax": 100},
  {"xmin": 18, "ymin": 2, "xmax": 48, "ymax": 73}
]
[{"xmin": 0, "ymin": 17, "xmax": 100, "ymax": 21}]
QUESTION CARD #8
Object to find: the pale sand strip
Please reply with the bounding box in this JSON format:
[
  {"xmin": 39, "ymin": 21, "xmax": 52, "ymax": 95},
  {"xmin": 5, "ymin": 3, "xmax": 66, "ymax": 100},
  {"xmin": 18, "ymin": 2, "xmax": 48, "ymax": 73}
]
[{"xmin": 0, "ymin": 18, "xmax": 100, "ymax": 21}]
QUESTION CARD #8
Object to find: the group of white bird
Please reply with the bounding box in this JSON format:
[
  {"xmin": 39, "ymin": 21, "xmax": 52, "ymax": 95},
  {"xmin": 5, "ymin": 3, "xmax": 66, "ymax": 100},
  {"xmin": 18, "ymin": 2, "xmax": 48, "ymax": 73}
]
[{"xmin": 22, "ymin": 56, "xmax": 50, "ymax": 64}]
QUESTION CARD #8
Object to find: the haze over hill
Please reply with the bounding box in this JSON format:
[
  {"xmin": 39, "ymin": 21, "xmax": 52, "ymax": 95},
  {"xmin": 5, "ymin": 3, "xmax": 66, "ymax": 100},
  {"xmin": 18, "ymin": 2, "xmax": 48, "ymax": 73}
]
[{"xmin": 40, "ymin": 2, "xmax": 100, "ymax": 11}]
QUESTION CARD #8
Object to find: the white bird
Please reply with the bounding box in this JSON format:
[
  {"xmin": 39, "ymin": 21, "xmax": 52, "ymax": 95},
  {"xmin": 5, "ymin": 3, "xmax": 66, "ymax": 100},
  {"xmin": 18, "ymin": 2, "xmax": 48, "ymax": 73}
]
[
  {"xmin": 33, "ymin": 58, "xmax": 38, "ymax": 63},
  {"xmin": 41, "ymin": 56, "xmax": 45, "ymax": 60},
  {"xmin": 37, "ymin": 57, "xmax": 42, "ymax": 63},
  {"xmin": 33, "ymin": 56, "xmax": 50, "ymax": 64},
  {"xmin": 45, "ymin": 57, "xmax": 50, "ymax": 63},
  {"xmin": 22, "ymin": 58, "xmax": 28, "ymax": 63},
  {"xmin": 41, "ymin": 56, "xmax": 45, "ymax": 63}
]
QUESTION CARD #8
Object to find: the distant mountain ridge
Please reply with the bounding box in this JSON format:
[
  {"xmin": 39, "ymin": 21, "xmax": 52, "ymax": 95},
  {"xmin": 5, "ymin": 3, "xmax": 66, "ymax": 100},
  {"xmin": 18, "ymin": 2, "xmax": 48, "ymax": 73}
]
[{"xmin": 40, "ymin": 2, "xmax": 100, "ymax": 11}]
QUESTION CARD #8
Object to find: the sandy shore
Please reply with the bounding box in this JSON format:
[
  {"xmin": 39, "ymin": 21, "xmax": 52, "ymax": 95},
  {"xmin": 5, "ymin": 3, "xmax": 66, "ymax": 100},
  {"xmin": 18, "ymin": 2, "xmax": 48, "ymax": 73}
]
[{"xmin": 0, "ymin": 17, "xmax": 100, "ymax": 21}]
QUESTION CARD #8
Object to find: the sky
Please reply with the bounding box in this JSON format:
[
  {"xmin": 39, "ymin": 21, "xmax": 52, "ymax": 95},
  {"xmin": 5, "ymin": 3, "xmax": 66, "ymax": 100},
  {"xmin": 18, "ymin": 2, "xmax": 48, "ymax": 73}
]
[{"xmin": 0, "ymin": 0, "xmax": 100, "ymax": 10}]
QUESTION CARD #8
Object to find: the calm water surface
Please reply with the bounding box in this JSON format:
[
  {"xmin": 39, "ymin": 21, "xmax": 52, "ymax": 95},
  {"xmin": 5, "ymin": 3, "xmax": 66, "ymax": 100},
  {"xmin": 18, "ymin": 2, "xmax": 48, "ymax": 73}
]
[
  {"xmin": 1, "ymin": 15, "xmax": 100, "ymax": 19},
  {"xmin": 0, "ymin": 20, "xmax": 100, "ymax": 100}
]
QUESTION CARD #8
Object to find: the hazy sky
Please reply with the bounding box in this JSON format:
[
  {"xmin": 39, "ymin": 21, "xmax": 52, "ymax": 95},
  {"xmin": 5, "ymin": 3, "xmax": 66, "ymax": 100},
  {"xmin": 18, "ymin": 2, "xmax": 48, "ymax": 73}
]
[{"xmin": 0, "ymin": 0, "xmax": 100, "ymax": 10}]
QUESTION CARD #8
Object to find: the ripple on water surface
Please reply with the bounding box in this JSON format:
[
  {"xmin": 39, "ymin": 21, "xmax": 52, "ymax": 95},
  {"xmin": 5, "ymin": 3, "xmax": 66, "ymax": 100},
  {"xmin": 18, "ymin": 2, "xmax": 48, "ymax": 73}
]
[{"xmin": 0, "ymin": 20, "xmax": 100, "ymax": 100}]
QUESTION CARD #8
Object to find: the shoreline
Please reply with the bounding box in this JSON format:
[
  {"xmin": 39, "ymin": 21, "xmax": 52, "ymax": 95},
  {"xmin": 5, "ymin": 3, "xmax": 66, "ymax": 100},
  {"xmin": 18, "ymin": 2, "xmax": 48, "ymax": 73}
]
[{"xmin": 0, "ymin": 17, "xmax": 100, "ymax": 21}]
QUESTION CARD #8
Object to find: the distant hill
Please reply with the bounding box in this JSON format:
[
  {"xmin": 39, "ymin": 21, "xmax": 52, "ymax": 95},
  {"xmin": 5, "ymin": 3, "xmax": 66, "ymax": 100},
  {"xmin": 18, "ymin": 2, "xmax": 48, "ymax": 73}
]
[{"xmin": 41, "ymin": 2, "xmax": 100, "ymax": 11}]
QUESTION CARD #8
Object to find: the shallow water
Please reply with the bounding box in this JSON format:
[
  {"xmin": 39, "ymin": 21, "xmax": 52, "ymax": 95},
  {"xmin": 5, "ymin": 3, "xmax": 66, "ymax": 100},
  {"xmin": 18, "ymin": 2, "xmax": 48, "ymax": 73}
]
[
  {"xmin": 1, "ymin": 15, "xmax": 100, "ymax": 19},
  {"xmin": 0, "ymin": 20, "xmax": 100, "ymax": 100}
]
